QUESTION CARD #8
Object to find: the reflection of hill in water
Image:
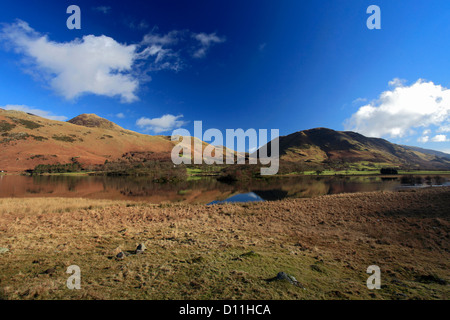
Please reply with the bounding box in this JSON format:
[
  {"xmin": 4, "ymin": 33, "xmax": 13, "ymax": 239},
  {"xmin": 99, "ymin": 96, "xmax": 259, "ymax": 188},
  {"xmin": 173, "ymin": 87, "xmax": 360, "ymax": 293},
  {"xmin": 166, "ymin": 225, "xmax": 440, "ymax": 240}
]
[{"xmin": 0, "ymin": 175, "xmax": 447, "ymax": 204}]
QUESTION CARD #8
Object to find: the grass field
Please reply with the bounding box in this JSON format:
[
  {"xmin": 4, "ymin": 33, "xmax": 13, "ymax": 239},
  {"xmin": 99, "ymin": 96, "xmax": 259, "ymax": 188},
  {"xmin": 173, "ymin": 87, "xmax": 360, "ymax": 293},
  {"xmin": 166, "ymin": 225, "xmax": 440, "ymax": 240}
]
[{"xmin": 0, "ymin": 188, "xmax": 449, "ymax": 300}]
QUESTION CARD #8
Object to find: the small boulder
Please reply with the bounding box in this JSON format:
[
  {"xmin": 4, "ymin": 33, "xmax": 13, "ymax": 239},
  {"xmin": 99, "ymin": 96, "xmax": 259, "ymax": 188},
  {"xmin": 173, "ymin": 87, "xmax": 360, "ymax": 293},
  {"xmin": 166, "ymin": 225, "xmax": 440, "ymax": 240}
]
[
  {"xmin": 116, "ymin": 251, "xmax": 126, "ymax": 260},
  {"xmin": 136, "ymin": 243, "xmax": 146, "ymax": 254},
  {"xmin": 267, "ymin": 272, "xmax": 305, "ymax": 288}
]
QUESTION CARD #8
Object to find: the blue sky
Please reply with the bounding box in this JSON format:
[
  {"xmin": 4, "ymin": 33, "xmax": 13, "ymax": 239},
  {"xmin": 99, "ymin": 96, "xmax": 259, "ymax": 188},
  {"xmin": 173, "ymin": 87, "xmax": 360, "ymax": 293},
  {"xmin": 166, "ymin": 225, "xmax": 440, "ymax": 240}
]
[{"xmin": 0, "ymin": 0, "xmax": 449, "ymax": 153}]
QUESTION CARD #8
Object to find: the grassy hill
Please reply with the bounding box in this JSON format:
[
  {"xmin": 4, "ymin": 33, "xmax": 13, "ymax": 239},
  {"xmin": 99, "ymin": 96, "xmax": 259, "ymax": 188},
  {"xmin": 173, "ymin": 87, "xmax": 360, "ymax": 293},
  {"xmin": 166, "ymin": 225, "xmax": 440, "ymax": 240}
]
[
  {"xmin": 0, "ymin": 109, "xmax": 176, "ymax": 172},
  {"xmin": 257, "ymin": 128, "xmax": 450, "ymax": 171},
  {"xmin": 0, "ymin": 109, "xmax": 238, "ymax": 173},
  {"xmin": 1, "ymin": 109, "xmax": 449, "ymax": 173}
]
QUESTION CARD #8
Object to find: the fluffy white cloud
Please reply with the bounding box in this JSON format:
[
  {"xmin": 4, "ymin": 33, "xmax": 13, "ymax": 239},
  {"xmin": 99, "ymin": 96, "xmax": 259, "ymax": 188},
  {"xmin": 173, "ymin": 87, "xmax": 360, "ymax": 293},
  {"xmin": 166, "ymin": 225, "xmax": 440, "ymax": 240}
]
[
  {"xmin": 136, "ymin": 114, "xmax": 187, "ymax": 133},
  {"xmin": 192, "ymin": 32, "xmax": 226, "ymax": 58},
  {"xmin": 431, "ymin": 134, "xmax": 448, "ymax": 142},
  {"xmin": 0, "ymin": 21, "xmax": 226, "ymax": 103},
  {"xmin": 115, "ymin": 113, "xmax": 125, "ymax": 119},
  {"xmin": 2, "ymin": 104, "xmax": 67, "ymax": 121},
  {"xmin": 1, "ymin": 20, "xmax": 139, "ymax": 102},
  {"xmin": 418, "ymin": 136, "xmax": 429, "ymax": 143},
  {"xmin": 345, "ymin": 79, "xmax": 450, "ymax": 139}
]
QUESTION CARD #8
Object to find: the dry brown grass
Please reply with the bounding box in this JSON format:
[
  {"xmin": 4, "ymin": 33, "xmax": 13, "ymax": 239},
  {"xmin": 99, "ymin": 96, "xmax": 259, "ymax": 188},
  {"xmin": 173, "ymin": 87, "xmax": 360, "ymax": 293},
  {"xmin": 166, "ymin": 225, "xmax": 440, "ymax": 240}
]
[{"xmin": 0, "ymin": 188, "xmax": 449, "ymax": 300}]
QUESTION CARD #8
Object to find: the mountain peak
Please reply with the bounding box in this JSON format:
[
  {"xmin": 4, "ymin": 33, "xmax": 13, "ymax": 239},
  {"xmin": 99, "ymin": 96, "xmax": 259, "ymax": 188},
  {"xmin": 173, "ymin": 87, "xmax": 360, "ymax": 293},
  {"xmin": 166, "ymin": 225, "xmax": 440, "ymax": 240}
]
[{"xmin": 68, "ymin": 114, "xmax": 121, "ymax": 130}]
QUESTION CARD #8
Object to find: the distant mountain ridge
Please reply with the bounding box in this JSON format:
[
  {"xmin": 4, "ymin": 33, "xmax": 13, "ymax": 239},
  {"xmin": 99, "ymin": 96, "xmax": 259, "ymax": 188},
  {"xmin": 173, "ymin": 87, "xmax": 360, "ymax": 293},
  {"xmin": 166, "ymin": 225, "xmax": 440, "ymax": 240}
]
[
  {"xmin": 400, "ymin": 145, "xmax": 450, "ymax": 160},
  {"xmin": 1, "ymin": 109, "xmax": 449, "ymax": 172},
  {"xmin": 256, "ymin": 127, "xmax": 450, "ymax": 170}
]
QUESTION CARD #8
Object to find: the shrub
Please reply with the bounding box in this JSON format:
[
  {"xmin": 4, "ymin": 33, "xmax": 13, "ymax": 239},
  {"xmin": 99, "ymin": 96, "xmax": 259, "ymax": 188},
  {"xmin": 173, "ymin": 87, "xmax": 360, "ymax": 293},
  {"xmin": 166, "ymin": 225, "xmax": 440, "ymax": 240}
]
[
  {"xmin": 380, "ymin": 168, "xmax": 398, "ymax": 175},
  {"xmin": 52, "ymin": 135, "xmax": 76, "ymax": 143}
]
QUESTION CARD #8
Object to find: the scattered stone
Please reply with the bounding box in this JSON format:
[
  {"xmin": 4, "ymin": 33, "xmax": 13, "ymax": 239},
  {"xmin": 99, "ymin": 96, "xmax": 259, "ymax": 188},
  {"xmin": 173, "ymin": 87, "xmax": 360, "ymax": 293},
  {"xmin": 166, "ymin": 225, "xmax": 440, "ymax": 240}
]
[
  {"xmin": 266, "ymin": 272, "xmax": 305, "ymax": 288},
  {"xmin": 136, "ymin": 243, "xmax": 146, "ymax": 254},
  {"xmin": 0, "ymin": 247, "xmax": 9, "ymax": 254},
  {"xmin": 41, "ymin": 267, "xmax": 56, "ymax": 275},
  {"xmin": 116, "ymin": 251, "xmax": 126, "ymax": 260}
]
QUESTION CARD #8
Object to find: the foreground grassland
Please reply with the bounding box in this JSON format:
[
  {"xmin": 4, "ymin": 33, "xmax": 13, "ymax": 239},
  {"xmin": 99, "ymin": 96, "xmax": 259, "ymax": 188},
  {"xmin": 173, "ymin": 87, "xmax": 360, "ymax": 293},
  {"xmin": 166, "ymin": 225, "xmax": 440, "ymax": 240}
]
[{"xmin": 0, "ymin": 188, "xmax": 449, "ymax": 300}]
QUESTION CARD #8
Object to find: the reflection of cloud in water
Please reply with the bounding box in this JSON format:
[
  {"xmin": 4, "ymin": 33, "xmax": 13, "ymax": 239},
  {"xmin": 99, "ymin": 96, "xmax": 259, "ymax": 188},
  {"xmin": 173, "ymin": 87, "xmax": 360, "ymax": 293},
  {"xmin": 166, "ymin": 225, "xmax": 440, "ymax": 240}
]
[{"xmin": 208, "ymin": 192, "xmax": 265, "ymax": 205}]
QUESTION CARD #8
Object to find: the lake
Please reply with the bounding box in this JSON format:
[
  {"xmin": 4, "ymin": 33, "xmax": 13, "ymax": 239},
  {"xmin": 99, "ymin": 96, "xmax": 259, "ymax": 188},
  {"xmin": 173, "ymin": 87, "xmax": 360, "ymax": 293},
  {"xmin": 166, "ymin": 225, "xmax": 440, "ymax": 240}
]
[{"xmin": 1, "ymin": 174, "xmax": 448, "ymax": 204}]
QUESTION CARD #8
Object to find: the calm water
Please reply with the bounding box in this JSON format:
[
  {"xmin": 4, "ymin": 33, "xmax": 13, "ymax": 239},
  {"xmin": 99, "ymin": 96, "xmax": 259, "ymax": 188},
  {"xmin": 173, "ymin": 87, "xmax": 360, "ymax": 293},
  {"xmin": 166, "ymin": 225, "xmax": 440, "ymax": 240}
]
[{"xmin": 1, "ymin": 174, "xmax": 448, "ymax": 204}]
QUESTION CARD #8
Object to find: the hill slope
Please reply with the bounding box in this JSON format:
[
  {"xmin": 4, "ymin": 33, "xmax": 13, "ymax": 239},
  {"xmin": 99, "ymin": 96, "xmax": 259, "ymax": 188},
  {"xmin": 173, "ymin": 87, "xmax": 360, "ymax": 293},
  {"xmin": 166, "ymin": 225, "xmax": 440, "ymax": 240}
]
[
  {"xmin": 67, "ymin": 113, "xmax": 123, "ymax": 130},
  {"xmin": 401, "ymin": 145, "xmax": 450, "ymax": 160},
  {"xmin": 1, "ymin": 110, "xmax": 449, "ymax": 172},
  {"xmin": 256, "ymin": 128, "xmax": 450, "ymax": 170},
  {"xmin": 0, "ymin": 109, "xmax": 238, "ymax": 172},
  {"xmin": 0, "ymin": 110, "xmax": 178, "ymax": 172}
]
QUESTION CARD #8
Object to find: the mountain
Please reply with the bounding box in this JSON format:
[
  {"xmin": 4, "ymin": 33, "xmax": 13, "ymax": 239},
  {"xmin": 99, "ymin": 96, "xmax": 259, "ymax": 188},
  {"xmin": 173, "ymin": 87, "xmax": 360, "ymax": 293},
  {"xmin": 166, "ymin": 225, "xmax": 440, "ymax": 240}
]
[
  {"xmin": 256, "ymin": 128, "xmax": 450, "ymax": 170},
  {"xmin": 1, "ymin": 109, "xmax": 449, "ymax": 172},
  {"xmin": 0, "ymin": 110, "xmax": 177, "ymax": 172},
  {"xmin": 68, "ymin": 113, "xmax": 122, "ymax": 130},
  {"xmin": 0, "ymin": 109, "xmax": 236, "ymax": 172},
  {"xmin": 401, "ymin": 145, "xmax": 450, "ymax": 160}
]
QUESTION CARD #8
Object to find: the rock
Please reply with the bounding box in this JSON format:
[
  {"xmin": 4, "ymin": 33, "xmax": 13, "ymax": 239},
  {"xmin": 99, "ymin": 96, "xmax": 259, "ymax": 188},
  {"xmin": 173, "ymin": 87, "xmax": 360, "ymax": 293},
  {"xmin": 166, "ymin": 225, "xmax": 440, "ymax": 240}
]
[
  {"xmin": 267, "ymin": 272, "xmax": 305, "ymax": 288},
  {"xmin": 136, "ymin": 243, "xmax": 146, "ymax": 254},
  {"xmin": 41, "ymin": 267, "xmax": 56, "ymax": 275},
  {"xmin": 0, "ymin": 248, "xmax": 9, "ymax": 254},
  {"xmin": 116, "ymin": 251, "xmax": 126, "ymax": 260}
]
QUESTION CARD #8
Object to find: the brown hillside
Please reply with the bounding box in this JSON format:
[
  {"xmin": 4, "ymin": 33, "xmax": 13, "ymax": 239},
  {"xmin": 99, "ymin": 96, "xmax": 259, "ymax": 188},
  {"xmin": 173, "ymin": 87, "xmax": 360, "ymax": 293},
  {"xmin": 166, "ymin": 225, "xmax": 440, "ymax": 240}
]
[
  {"xmin": 68, "ymin": 113, "xmax": 122, "ymax": 130},
  {"xmin": 0, "ymin": 109, "xmax": 176, "ymax": 172},
  {"xmin": 0, "ymin": 109, "xmax": 236, "ymax": 172}
]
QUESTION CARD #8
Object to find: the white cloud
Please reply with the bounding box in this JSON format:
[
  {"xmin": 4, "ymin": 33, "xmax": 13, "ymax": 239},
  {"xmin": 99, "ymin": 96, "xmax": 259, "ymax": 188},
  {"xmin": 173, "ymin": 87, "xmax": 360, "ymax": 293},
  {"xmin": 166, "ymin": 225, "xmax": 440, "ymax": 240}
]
[
  {"xmin": 352, "ymin": 97, "xmax": 368, "ymax": 105},
  {"xmin": 192, "ymin": 32, "xmax": 226, "ymax": 58},
  {"xmin": 136, "ymin": 114, "xmax": 187, "ymax": 133},
  {"xmin": 93, "ymin": 6, "xmax": 111, "ymax": 14},
  {"xmin": 116, "ymin": 113, "xmax": 125, "ymax": 119},
  {"xmin": 1, "ymin": 20, "xmax": 139, "ymax": 102},
  {"xmin": 418, "ymin": 136, "xmax": 429, "ymax": 143},
  {"xmin": 345, "ymin": 79, "xmax": 450, "ymax": 139},
  {"xmin": 127, "ymin": 20, "xmax": 149, "ymax": 30},
  {"xmin": 438, "ymin": 125, "xmax": 450, "ymax": 132},
  {"xmin": 431, "ymin": 134, "xmax": 448, "ymax": 142},
  {"xmin": 2, "ymin": 104, "xmax": 67, "ymax": 121},
  {"xmin": 0, "ymin": 21, "xmax": 226, "ymax": 103},
  {"xmin": 138, "ymin": 30, "xmax": 184, "ymax": 72},
  {"xmin": 142, "ymin": 30, "xmax": 183, "ymax": 46},
  {"xmin": 388, "ymin": 78, "xmax": 407, "ymax": 87}
]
